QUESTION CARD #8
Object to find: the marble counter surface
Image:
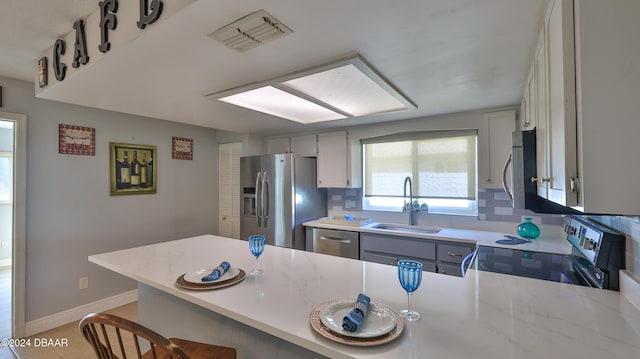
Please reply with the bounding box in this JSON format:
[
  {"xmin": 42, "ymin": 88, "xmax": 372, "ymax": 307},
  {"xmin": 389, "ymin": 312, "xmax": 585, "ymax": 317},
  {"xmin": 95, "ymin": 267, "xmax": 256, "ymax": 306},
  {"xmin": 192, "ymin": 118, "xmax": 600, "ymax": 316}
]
[
  {"xmin": 89, "ymin": 234, "xmax": 640, "ymax": 359},
  {"xmin": 304, "ymin": 220, "xmax": 573, "ymax": 255}
]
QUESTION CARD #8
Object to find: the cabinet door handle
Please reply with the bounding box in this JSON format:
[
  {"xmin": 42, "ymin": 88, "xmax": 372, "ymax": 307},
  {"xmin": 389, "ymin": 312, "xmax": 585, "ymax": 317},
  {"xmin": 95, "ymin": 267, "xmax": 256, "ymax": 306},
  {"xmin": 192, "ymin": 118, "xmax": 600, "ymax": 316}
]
[
  {"xmin": 570, "ymin": 177, "xmax": 579, "ymax": 193},
  {"xmin": 530, "ymin": 177, "xmax": 550, "ymax": 183},
  {"xmin": 447, "ymin": 252, "xmax": 462, "ymax": 257}
]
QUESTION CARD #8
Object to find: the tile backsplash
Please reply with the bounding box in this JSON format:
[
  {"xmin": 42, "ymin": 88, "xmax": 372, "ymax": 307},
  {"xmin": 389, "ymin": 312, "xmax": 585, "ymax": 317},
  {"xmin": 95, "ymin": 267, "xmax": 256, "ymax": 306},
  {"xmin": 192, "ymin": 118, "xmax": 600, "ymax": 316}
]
[
  {"xmin": 587, "ymin": 215, "xmax": 640, "ymax": 281},
  {"xmin": 327, "ymin": 188, "xmax": 563, "ymax": 225},
  {"xmin": 478, "ymin": 189, "xmax": 563, "ymax": 226},
  {"xmin": 327, "ymin": 189, "xmax": 362, "ymax": 213}
]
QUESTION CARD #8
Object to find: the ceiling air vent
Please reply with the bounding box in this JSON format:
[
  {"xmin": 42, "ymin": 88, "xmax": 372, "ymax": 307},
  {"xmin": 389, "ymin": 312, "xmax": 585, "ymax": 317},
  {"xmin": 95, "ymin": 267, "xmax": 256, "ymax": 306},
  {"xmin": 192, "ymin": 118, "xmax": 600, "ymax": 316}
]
[{"xmin": 210, "ymin": 10, "xmax": 293, "ymax": 51}]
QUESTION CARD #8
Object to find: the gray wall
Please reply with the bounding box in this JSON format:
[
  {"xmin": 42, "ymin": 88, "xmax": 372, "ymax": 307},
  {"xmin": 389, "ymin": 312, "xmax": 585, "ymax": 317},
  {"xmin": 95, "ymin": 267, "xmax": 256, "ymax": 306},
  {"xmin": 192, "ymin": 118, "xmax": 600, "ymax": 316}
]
[{"xmin": 1, "ymin": 76, "xmax": 221, "ymax": 321}]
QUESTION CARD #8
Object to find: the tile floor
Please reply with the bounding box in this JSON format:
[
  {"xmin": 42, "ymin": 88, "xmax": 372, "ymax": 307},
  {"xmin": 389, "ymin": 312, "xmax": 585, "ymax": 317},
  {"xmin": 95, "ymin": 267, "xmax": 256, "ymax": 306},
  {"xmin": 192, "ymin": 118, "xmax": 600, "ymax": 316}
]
[{"xmin": 2, "ymin": 302, "xmax": 137, "ymax": 359}]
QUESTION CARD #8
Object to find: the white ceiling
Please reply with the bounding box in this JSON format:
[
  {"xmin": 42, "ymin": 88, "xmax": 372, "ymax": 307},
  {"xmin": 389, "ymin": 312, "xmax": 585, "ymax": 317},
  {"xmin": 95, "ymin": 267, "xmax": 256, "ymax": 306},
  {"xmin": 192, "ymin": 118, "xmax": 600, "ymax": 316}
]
[{"xmin": 0, "ymin": 0, "xmax": 548, "ymax": 136}]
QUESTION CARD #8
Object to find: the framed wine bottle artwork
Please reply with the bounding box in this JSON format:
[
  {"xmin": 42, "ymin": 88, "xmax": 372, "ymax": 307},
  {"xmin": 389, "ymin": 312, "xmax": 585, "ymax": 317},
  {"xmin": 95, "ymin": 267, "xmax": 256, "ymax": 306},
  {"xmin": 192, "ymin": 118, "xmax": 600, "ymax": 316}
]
[{"xmin": 109, "ymin": 142, "xmax": 157, "ymax": 195}]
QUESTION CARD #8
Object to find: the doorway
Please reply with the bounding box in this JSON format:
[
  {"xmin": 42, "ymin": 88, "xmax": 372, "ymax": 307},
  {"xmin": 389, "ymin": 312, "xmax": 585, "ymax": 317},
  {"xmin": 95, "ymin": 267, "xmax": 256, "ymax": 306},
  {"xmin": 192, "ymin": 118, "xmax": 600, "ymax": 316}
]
[
  {"xmin": 0, "ymin": 111, "xmax": 26, "ymax": 339},
  {"xmin": 218, "ymin": 142, "xmax": 243, "ymax": 239}
]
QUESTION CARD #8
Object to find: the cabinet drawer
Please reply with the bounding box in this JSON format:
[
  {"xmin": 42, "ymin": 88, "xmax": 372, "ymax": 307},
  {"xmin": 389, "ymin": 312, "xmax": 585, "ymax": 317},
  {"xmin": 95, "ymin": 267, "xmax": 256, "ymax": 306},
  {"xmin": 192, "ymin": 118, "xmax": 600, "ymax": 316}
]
[
  {"xmin": 437, "ymin": 262, "xmax": 463, "ymax": 277},
  {"xmin": 437, "ymin": 242, "xmax": 474, "ymax": 264},
  {"xmin": 362, "ymin": 252, "xmax": 436, "ymax": 272},
  {"xmin": 360, "ymin": 233, "xmax": 436, "ymax": 261}
]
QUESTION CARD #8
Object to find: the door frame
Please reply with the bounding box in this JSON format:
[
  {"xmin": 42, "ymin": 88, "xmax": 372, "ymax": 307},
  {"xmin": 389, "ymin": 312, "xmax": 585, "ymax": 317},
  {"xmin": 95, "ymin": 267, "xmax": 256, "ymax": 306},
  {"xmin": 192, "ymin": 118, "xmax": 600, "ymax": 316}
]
[{"xmin": 1, "ymin": 111, "xmax": 26, "ymax": 338}]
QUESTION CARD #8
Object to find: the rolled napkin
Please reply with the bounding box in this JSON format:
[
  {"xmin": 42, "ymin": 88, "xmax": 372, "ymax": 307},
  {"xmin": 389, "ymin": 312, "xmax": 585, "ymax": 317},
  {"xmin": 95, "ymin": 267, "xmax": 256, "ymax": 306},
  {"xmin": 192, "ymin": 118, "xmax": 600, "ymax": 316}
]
[
  {"xmin": 201, "ymin": 261, "xmax": 230, "ymax": 282},
  {"xmin": 342, "ymin": 293, "xmax": 371, "ymax": 332}
]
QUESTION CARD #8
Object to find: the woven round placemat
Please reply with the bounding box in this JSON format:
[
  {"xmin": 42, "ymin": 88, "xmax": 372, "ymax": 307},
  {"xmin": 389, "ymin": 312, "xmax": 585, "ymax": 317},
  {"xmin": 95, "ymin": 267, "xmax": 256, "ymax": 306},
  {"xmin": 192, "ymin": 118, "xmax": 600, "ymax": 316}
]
[
  {"xmin": 309, "ymin": 299, "xmax": 404, "ymax": 346},
  {"xmin": 176, "ymin": 269, "xmax": 246, "ymax": 290}
]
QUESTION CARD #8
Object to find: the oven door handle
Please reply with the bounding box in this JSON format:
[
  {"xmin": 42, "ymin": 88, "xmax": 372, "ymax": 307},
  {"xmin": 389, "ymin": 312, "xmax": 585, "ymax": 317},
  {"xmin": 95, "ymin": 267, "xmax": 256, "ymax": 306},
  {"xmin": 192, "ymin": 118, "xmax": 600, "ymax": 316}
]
[{"xmin": 460, "ymin": 248, "xmax": 477, "ymax": 277}]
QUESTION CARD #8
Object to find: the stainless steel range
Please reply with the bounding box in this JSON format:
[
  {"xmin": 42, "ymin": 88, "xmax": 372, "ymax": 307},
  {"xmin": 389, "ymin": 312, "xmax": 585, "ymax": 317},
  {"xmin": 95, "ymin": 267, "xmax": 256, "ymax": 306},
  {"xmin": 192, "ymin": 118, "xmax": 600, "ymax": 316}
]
[{"xmin": 472, "ymin": 216, "xmax": 625, "ymax": 290}]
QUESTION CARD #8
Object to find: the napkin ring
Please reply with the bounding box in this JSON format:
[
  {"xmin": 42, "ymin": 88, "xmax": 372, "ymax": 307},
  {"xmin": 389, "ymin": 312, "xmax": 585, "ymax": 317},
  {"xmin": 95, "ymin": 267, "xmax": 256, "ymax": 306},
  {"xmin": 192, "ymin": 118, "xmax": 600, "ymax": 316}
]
[{"xmin": 354, "ymin": 301, "xmax": 368, "ymax": 316}]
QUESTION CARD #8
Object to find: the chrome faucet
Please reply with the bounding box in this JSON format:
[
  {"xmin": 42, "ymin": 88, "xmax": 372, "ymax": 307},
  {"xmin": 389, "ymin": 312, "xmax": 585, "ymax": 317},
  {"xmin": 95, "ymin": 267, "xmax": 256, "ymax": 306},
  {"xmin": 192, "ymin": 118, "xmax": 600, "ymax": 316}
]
[{"xmin": 403, "ymin": 176, "xmax": 418, "ymax": 225}]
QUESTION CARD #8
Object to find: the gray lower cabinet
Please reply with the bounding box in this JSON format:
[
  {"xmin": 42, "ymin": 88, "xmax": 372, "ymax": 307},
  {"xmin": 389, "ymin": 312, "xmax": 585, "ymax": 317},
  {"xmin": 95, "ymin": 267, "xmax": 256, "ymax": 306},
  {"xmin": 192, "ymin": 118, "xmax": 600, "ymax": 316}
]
[
  {"xmin": 360, "ymin": 233, "xmax": 475, "ymax": 277},
  {"xmin": 360, "ymin": 233, "xmax": 437, "ymax": 273},
  {"xmin": 436, "ymin": 242, "xmax": 476, "ymax": 277}
]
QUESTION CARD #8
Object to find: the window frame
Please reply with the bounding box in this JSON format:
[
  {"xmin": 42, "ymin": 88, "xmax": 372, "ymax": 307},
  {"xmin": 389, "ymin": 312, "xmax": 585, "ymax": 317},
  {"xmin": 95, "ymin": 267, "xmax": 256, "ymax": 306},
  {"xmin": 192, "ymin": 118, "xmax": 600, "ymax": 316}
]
[
  {"xmin": 0, "ymin": 152, "xmax": 13, "ymax": 204},
  {"xmin": 361, "ymin": 131, "xmax": 478, "ymax": 216}
]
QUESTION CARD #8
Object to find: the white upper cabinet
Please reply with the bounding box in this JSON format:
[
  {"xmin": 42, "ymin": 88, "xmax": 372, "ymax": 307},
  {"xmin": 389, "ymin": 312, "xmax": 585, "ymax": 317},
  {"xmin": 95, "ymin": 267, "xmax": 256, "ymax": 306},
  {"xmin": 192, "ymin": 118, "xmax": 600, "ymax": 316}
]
[
  {"xmin": 521, "ymin": 67, "xmax": 537, "ymax": 131},
  {"xmin": 573, "ymin": 0, "xmax": 640, "ymax": 214},
  {"xmin": 317, "ymin": 130, "xmax": 361, "ymax": 188},
  {"xmin": 543, "ymin": 0, "xmax": 578, "ymax": 207},
  {"xmin": 266, "ymin": 137, "xmax": 291, "ymax": 154},
  {"xmin": 290, "ymin": 134, "xmax": 317, "ymax": 157},
  {"xmin": 266, "ymin": 134, "xmax": 317, "ymax": 157},
  {"xmin": 525, "ymin": 0, "xmax": 640, "ymax": 214},
  {"xmin": 534, "ymin": 27, "xmax": 550, "ymax": 199},
  {"xmin": 481, "ymin": 110, "xmax": 516, "ymax": 189}
]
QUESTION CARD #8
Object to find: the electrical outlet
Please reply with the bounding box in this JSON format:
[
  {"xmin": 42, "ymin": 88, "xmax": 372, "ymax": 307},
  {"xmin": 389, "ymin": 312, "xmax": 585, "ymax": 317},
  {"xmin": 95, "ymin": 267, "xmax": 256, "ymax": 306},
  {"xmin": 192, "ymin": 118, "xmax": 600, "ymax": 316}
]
[
  {"xmin": 79, "ymin": 276, "xmax": 89, "ymax": 290},
  {"xmin": 0, "ymin": 241, "xmax": 9, "ymax": 249}
]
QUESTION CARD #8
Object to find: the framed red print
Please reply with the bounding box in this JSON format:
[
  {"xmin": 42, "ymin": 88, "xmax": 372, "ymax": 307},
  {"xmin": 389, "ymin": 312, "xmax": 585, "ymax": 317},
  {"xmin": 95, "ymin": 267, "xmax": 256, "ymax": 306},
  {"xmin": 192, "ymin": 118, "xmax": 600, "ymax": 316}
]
[
  {"xmin": 59, "ymin": 124, "xmax": 96, "ymax": 155},
  {"xmin": 172, "ymin": 136, "xmax": 193, "ymax": 160}
]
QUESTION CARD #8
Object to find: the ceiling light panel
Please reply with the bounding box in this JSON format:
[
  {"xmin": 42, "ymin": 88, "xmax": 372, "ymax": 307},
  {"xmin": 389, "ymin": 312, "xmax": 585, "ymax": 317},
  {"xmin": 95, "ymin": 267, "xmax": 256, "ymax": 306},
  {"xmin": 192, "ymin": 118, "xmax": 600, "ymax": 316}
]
[
  {"xmin": 281, "ymin": 64, "xmax": 409, "ymax": 117},
  {"xmin": 210, "ymin": 10, "xmax": 293, "ymax": 52},
  {"xmin": 218, "ymin": 86, "xmax": 346, "ymax": 124},
  {"xmin": 206, "ymin": 55, "xmax": 416, "ymax": 124}
]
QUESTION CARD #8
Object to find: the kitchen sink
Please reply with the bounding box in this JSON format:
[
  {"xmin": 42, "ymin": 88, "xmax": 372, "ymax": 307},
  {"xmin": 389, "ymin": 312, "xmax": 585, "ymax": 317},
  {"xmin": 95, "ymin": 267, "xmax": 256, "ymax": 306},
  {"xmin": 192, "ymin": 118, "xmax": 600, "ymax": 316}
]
[{"xmin": 372, "ymin": 223, "xmax": 441, "ymax": 234}]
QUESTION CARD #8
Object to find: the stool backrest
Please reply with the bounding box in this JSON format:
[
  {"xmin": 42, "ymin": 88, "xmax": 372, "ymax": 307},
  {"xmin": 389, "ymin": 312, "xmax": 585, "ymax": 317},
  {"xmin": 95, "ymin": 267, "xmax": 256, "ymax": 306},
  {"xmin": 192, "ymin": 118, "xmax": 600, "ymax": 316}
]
[{"xmin": 79, "ymin": 312, "xmax": 189, "ymax": 359}]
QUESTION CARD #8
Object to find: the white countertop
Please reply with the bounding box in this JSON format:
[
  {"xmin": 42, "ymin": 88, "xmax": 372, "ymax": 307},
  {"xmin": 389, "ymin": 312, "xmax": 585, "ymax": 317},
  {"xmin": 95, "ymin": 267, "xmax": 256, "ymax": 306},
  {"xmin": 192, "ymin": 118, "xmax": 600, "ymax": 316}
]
[
  {"xmin": 89, "ymin": 234, "xmax": 640, "ymax": 359},
  {"xmin": 304, "ymin": 220, "xmax": 573, "ymax": 255}
]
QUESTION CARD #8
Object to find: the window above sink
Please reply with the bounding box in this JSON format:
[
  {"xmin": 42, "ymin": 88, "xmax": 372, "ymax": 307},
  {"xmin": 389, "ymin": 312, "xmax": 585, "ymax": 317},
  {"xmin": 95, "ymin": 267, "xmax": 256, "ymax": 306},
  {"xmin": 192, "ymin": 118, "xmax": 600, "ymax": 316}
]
[{"xmin": 361, "ymin": 130, "xmax": 478, "ymax": 216}]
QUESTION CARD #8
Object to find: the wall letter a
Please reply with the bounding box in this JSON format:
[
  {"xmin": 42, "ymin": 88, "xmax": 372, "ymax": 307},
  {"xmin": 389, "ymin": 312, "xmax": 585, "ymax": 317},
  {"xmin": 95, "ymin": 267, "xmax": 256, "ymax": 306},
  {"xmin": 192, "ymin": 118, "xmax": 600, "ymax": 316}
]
[{"xmin": 72, "ymin": 20, "xmax": 90, "ymax": 68}]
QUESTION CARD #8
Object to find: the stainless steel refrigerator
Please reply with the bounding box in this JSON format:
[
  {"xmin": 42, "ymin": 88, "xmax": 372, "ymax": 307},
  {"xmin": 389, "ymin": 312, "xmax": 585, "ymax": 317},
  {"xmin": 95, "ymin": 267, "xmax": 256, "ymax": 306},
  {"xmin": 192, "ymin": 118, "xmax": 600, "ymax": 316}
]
[{"xmin": 240, "ymin": 153, "xmax": 326, "ymax": 250}]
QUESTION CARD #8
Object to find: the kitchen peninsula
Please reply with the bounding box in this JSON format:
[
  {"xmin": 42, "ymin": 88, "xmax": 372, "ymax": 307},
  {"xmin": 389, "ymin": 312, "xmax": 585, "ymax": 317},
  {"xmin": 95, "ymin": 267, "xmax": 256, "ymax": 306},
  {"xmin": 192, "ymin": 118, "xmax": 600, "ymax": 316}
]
[{"xmin": 89, "ymin": 235, "xmax": 640, "ymax": 359}]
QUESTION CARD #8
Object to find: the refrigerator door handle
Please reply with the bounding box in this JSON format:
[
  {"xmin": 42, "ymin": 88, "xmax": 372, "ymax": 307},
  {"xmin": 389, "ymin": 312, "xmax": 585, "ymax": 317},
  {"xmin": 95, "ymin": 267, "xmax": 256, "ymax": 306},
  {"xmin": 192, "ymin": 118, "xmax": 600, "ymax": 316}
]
[
  {"xmin": 256, "ymin": 172, "xmax": 262, "ymax": 227},
  {"xmin": 502, "ymin": 153, "xmax": 513, "ymax": 203},
  {"xmin": 262, "ymin": 172, "xmax": 269, "ymax": 228}
]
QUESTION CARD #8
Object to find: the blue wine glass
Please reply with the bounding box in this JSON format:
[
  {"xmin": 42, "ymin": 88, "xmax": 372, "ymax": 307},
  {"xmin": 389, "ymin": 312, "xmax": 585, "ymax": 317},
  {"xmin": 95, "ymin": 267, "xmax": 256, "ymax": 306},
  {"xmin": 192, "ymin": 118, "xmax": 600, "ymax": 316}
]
[
  {"xmin": 397, "ymin": 260, "xmax": 422, "ymax": 321},
  {"xmin": 248, "ymin": 235, "xmax": 265, "ymax": 275}
]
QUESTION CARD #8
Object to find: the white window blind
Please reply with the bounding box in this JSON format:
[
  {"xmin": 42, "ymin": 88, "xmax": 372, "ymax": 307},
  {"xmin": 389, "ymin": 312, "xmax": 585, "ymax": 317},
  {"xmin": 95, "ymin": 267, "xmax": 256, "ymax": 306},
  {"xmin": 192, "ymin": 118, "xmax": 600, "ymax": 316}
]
[{"xmin": 363, "ymin": 130, "xmax": 477, "ymax": 200}]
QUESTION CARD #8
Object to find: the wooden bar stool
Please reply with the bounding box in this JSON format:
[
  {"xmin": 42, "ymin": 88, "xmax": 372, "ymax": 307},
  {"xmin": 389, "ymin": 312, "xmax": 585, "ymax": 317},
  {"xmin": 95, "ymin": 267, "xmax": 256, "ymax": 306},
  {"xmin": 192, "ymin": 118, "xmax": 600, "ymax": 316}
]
[{"xmin": 79, "ymin": 312, "xmax": 236, "ymax": 359}]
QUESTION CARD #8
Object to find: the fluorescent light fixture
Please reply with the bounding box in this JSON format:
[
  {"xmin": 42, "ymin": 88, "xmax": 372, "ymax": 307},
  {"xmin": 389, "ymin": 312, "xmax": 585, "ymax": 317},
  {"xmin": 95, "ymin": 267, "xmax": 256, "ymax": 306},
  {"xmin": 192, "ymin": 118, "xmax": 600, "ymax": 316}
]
[
  {"xmin": 219, "ymin": 86, "xmax": 346, "ymax": 124},
  {"xmin": 282, "ymin": 64, "xmax": 408, "ymax": 117},
  {"xmin": 206, "ymin": 55, "xmax": 416, "ymax": 124}
]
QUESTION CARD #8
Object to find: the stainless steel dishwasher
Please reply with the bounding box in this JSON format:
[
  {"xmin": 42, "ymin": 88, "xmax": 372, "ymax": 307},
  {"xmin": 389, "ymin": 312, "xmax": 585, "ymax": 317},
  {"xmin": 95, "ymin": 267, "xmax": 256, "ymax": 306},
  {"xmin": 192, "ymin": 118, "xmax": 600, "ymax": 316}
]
[{"xmin": 311, "ymin": 228, "xmax": 359, "ymax": 259}]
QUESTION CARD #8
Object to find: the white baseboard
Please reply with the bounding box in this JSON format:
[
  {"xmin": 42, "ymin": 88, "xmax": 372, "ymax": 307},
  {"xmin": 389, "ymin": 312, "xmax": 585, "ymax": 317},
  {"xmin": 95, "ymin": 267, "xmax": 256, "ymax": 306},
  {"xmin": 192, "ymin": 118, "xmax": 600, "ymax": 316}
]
[
  {"xmin": 621, "ymin": 270, "xmax": 640, "ymax": 312},
  {"xmin": 0, "ymin": 259, "xmax": 11, "ymax": 267},
  {"xmin": 24, "ymin": 290, "xmax": 137, "ymax": 337}
]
